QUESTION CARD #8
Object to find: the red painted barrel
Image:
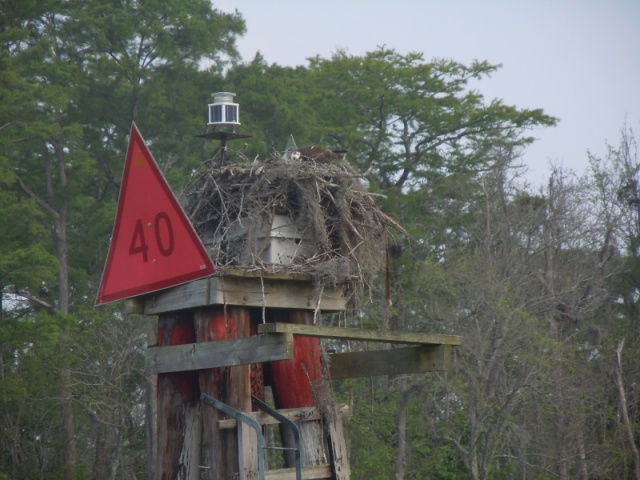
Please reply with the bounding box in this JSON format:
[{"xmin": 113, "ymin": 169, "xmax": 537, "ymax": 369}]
[
  {"xmin": 268, "ymin": 311, "xmax": 324, "ymax": 409},
  {"xmin": 270, "ymin": 336, "xmax": 323, "ymax": 408}
]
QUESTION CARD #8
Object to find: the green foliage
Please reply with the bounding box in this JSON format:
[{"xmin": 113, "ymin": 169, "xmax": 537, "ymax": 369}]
[
  {"xmin": 0, "ymin": 192, "xmax": 58, "ymax": 295},
  {"xmin": 0, "ymin": 0, "xmax": 636, "ymax": 478},
  {"xmin": 223, "ymin": 54, "xmax": 320, "ymax": 156},
  {"xmin": 346, "ymin": 381, "xmax": 399, "ymax": 480},
  {"xmin": 408, "ymin": 443, "xmax": 469, "ymax": 480},
  {"xmin": 0, "ymin": 0, "xmax": 244, "ymax": 477},
  {"xmin": 306, "ymin": 49, "xmax": 557, "ymax": 189}
]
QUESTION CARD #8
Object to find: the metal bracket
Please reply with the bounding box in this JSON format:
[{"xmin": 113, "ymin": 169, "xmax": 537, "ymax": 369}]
[
  {"xmin": 200, "ymin": 394, "xmax": 304, "ymax": 480},
  {"xmin": 252, "ymin": 396, "xmax": 303, "ymax": 480},
  {"xmin": 200, "ymin": 393, "xmax": 266, "ymax": 480}
]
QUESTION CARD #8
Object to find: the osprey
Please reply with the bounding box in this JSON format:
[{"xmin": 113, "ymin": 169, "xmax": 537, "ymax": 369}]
[
  {"xmin": 295, "ymin": 145, "xmax": 347, "ymax": 164},
  {"xmin": 284, "ymin": 135, "xmax": 347, "ymax": 164}
]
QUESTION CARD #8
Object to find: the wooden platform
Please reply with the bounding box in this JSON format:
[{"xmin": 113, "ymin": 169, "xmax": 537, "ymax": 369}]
[
  {"xmin": 146, "ymin": 323, "xmax": 462, "ymax": 378},
  {"xmin": 257, "ymin": 323, "xmax": 462, "ymax": 346},
  {"xmin": 265, "ymin": 465, "xmax": 333, "ymax": 479},
  {"xmin": 125, "ymin": 270, "xmax": 346, "ymax": 315}
]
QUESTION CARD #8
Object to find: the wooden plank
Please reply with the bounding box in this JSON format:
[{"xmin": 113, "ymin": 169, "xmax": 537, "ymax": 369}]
[
  {"xmin": 326, "ymin": 404, "xmax": 350, "ymax": 480},
  {"xmin": 218, "ymin": 404, "xmax": 351, "ymax": 429},
  {"xmin": 238, "ymin": 422, "xmax": 259, "ymax": 480},
  {"xmin": 329, "ymin": 345, "xmax": 449, "ymax": 379},
  {"xmin": 142, "ymin": 275, "xmax": 346, "ymax": 314},
  {"xmin": 259, "ymin": 323, "xmax": 462, "ymax": 346},
  {"xmin": 145, "ymin": 277, "xmax": 210, "ymax": 314},
  {"xmin": 442, "ymin": 344, "xmax": 452, "ymax": 371},
  {"xmin": 178, "ymin": 402, "xmax": 202, "ymax": 480},
  {"xmin": 145, "ymin": 333, "xmax": 293, "ymax": 374},
  {"xmin": 219, "ymin": 406, "xmax": 323, "ymax": 430},
  {"xmin": 123, "ymin": 297, "xmax": 145, "ymax": 314},
  {"xmin": 209, "ymin": 276, "xmax": 345, "ymax": 312},
  {"xmin": 265, "ymin": 464, "xmax": 333, "ymax": 480},
  {"xmin": 227, "ymin": 308, "xmax": 253, "ymax": 479},
  {"xmin": 223, "ymin": 268, "xmax": 314, "ymax": 282},
  {"xmin": 195, "ymin": 308, "xmax": 223, "ymax": 480}
]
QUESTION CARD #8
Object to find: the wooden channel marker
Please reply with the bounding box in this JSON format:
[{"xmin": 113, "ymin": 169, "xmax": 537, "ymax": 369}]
[{"xmin": 97, "ymin": 124, "xmax": 462, "ymax": 479}]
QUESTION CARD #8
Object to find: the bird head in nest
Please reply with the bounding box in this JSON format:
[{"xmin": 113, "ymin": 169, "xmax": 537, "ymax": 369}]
[
  {"xmin": 295, "ymin": 145, "xmax": 347, "ymax": 164},
  {"xmin": 283, "ymin": 135, "xmax": 347, "ymax": 164}
]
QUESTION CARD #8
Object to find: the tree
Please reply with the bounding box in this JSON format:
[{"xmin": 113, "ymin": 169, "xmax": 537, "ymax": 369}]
[
  {"xmin": 306, "ymin": 49, "xmax": 556, "ymax": 191},
  {"xmin": 399, "ymin": 164, "xmax": 619, "ymax": 479},
  {"xmin": 0, "ymin": 1, "xmax": 245, "ymax": 477},
  {"xmin": 234, "ymin": 49, "xmax": 561, "ymax": 479},
  {"xmin": 231, "ymin": 50, "xmax": 555, "ymax": 479},
  {"xmin": 222, "ymin": 53, "xmax": 323, "ymax": 156},
  {"xmin": 588, "ymin": 127, "xmax": 640, "ymax": 478}
]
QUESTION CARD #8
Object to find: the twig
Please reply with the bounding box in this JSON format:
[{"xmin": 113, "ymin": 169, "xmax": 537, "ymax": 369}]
[
  {"xmin": 614, "ymin": 339, "xmax": 640, "ymax": 480},
  {"xmin": 313, "ymin": 283, "xmax": 324, "ymax": 325},
  {"xmin": 260, "ymin": 275, "xmax": 266, "ymax": 324}
]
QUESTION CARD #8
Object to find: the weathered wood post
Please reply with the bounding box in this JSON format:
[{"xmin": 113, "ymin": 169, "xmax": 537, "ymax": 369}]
[
  {"xmin": 155, "ymin": 312, "xmax": 200, "ymax": 479},
  {"xmin": 268, "ymin": 310, "xmax": 328, "ymax": 467},
  {"xmin": 195, "ymin": 305, "xmax": 253, "ymax": 480}
]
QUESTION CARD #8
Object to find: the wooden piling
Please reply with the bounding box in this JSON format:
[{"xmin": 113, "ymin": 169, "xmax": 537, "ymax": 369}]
[
  {"xmin": 155, "ymin": 312, "xmax": 200, "ymax": 479},
  {"xmin": 143, "ymin": 270, "xmax": 460, "ymax": 479},
  {"xmin": 195, "ymin": 306, "xmax": 255, "ymax": 479},
  {"xmin": 268, "ymin": 310, "xmax": 328, "ymax": 467}
]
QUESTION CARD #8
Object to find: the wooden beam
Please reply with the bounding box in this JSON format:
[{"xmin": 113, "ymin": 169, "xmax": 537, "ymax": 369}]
[
  {"xmin": 141, "ymin": 274, "xmax": 346, "ymax": 314},
  {"xmin": 208, "ymin": 276, "xmax": 343, "ymax": 311},
  {"xmin": 219, "ymin": 406, "xmax": 322, "ymax": 430},
  {"xmin": 325, "ymin": 403, "xmax": 351, "ymax": 480},
  {"xmin": 258, "ymin": 323, "xmax": 462, "ymax": 346},
  {"xmin": 145, "ymin": 333, "xmax": 293, "ymax": 374},
  {"xmin": 222, "ymin": 269, "xmax": 315, "ymax": 282},
  {"xmin": 146, "ymin": 277, "xmax": 211, "ymax": 313},
  {"xmin": 265, "ymin": 464, "xmax": 333, "ymax": 480},
  {"xmin": 238, "ymin": 421, "xmax": 258, "ymax": 480},
  {"xmin": 218, "ymin": 404, "xmax": 351, "ymax": 430},
  {"xmin": 329, "ymin": 345, "xmax": 451, "ymax": 379},
  {"xmin": 123, "ymin": 297, "xmax": 145, "ymax": 314}
]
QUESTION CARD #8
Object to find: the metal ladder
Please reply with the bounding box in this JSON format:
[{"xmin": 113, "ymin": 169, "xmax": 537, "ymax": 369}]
[{"xmin": 200, "ymin": 393, "xmax": 303, "ymax": 480}]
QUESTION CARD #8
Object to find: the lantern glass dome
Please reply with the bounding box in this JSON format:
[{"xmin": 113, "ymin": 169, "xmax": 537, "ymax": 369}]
[{"xmin": 208, "ymin": 92, "xmax": 240, "ymax": 126}]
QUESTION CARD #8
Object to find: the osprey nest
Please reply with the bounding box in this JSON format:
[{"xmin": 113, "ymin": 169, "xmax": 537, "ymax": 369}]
[{"xmin": 182, "ymin": 150, "xmax": 405, "ymax": 295}]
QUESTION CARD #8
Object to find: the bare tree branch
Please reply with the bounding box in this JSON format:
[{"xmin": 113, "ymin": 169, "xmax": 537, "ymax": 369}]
[
  {"xmin": 1, "ymin": 287, "xmax": 57, "ymax": 311},
  {"xmin": 614, "ymin": 339, "xmax": 640, "ymax": 480},
  {"xmin": 14, "ymin": 175, "xmax": 60, "ymax": 219}
]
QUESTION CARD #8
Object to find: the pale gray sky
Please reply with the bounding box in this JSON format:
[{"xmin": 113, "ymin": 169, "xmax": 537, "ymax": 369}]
[{"xmin": 214, "ymin": 0, "xmax": 640, "ymax": 186}]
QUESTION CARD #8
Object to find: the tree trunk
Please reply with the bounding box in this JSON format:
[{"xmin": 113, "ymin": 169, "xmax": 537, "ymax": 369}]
[
  {"xmin": 54, "ymin": 215, "xmax": 69, "ymax": 314},
  {"xmin": 47, "ymin": 141, "xmax": 76, "ymax": 478},
  {"xmin": 61, "ymin": 366, "xmax": 77, "ymax": 480},
  {"xmin": 614, "ymin": 339, "xmax": 640, "ymax": 480},
  {"xmin": 394, "ymin": 380, "xmax": 411, "ymax": 480},
  {"xmin": 93, "ymin": 422, "xmax": 107, "ymax": 480},
  {"xmin": 554, "ymin": 409, "xmax": 568, "ymax": 479},
  {"xmin": 576, "ymin": 428, "xmax": 589, "ymax": 480},
  {"xmin": 145, "ymin": 368, "xmax": 158, "ymax": 480},
  {"xmin": 468, "ymin": 420, "xmax": 480, "ymax": 480}
]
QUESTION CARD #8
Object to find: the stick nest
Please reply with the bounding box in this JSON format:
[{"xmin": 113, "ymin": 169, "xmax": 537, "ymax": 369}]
[{"xmin": 182, "ymin": 152, "xmax": 405, "ymax": 293}]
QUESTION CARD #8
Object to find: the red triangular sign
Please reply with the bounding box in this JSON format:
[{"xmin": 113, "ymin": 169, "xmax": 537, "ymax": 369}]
[{"xmin": 96, "ymin": 123, "xmax": 215, "ymax": 305}]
